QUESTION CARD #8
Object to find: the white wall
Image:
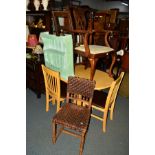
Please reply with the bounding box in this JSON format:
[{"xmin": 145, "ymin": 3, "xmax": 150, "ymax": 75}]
[{"xmin": 81, "ymin": 0, "xmax": 129, "ymax": 12}]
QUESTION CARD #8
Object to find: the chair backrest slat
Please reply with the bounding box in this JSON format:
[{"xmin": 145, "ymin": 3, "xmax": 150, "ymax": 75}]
[{"xmin": 66, "ymin": 76, "xmax": 95, "ymax": 108}]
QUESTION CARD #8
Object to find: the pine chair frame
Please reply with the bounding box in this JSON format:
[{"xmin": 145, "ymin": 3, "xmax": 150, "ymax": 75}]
[
  {"xmin": 52, "ymin": 76, "xmax": 95, "ymax": 155},
  {"xmin": 41, "ymin": 65, "xmax": 65, "ymax": 112},
  {"xmin": 91, "ymin": 72, "xmax": 125, "ymax": 132}
]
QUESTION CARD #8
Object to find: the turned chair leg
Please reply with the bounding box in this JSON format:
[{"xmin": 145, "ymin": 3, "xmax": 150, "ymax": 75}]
[{"xmin": 88, "ymin": 58, "xmax": 98, "ymax": 80}]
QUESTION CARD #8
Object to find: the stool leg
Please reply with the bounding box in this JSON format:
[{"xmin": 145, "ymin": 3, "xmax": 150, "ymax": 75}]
[{"xmin": 52, "ymin": 121, "xmax": 57, "ymax": 144}]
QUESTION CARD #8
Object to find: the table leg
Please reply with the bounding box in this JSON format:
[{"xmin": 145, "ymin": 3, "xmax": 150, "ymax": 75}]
[{"xmin": 88, "ymin": 58, "xmax": 98, "ymax": 80}]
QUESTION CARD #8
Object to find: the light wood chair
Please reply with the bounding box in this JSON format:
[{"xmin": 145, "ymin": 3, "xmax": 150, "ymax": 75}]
[
  {"xmin": 91, "ymin": 72, "xmax": 125, "ymax": 132},
  {"xmin": 41, "ymin": 64, "xmax": 67, "ymax": 112},
  {"xmin": 52, "ymin": 76, "xmax": 95, "ymax": 155}
]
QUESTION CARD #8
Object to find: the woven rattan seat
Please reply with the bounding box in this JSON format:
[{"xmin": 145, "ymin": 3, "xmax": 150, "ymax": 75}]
[
  {"xmin": 53, "ymin": 103, "xmax": 90, "ymax": 132},
  {"xmin": 52, "ymin": 76, "xmax": 95, "ymax": 155}
]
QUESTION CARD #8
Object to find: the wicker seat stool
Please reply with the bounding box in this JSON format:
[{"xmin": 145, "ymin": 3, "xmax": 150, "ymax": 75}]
[{"xmin": 52, "ymin": 76, "xmax": 95, "ymax": 155}]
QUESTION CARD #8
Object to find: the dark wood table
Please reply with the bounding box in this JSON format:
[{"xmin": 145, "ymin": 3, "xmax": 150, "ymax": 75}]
[{"xmin": 26, "ymin": 48, "xmax": 45, "ymax": 98}]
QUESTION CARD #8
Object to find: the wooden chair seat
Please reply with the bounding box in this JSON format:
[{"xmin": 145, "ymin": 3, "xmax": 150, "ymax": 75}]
[{"xmin": 53, "ymin": 103, "xmax": 90, "ymax": 132}]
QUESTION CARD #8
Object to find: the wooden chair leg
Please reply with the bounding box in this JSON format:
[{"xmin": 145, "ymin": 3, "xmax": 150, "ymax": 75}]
[
  {"xmin": 103, "ymin": 120, "xmax": 106, "ymax": 133},
  {"xmin": 103, "ymin": 112, "xmax": 108, "ymax": 132},
  {"xmin": 88, "ymin": 58, "xmax": 98, "ymax": 80},
  {"xmin": 56, "ymin": 100, "xmax": 61, "ymax": 112},
  {"xmin": 52, "ymin": 121, "xmax": 57, "ymax": 144},
  {"xmin": 79, "ymin": 132, "xmax": 86, "ymax": 155},
  {"xmin": 110, "ymin": 109, "xmax": 114, "ymax": 120},
  {"xmin": 46, "ymin": 92, "xmax": 49, "ymax": 112},
  {"xmin": 110, "ymin": 103, "xmax": 115, "ymax": 120}
]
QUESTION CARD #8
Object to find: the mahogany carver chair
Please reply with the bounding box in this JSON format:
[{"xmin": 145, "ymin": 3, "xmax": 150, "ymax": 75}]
[
  {"xmin": 52, "ymin": 76, "xmax": 95, "ymax": 155},
  {"xmin": 68, "ymin": 7, "xmax": 118, "ymax": 81},
  {"xmin": 72, "ymin": 29, "xmax": 117, "ymax": 80},
  {"xmin": 91, "ymin": 72, "xmax": 125, "ymax": 132},
  {"xmin": 41, "ymin": 64, "xmax": 67, "ymax": 112},
  {"xmin": 66, "ymin": 7, "xmax": 119, "ymax": 81}
]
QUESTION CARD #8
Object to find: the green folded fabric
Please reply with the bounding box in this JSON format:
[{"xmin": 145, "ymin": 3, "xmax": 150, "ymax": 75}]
[{"xmin": 40, "ymin": 32, "xmax": 74, "ymax": 80}]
